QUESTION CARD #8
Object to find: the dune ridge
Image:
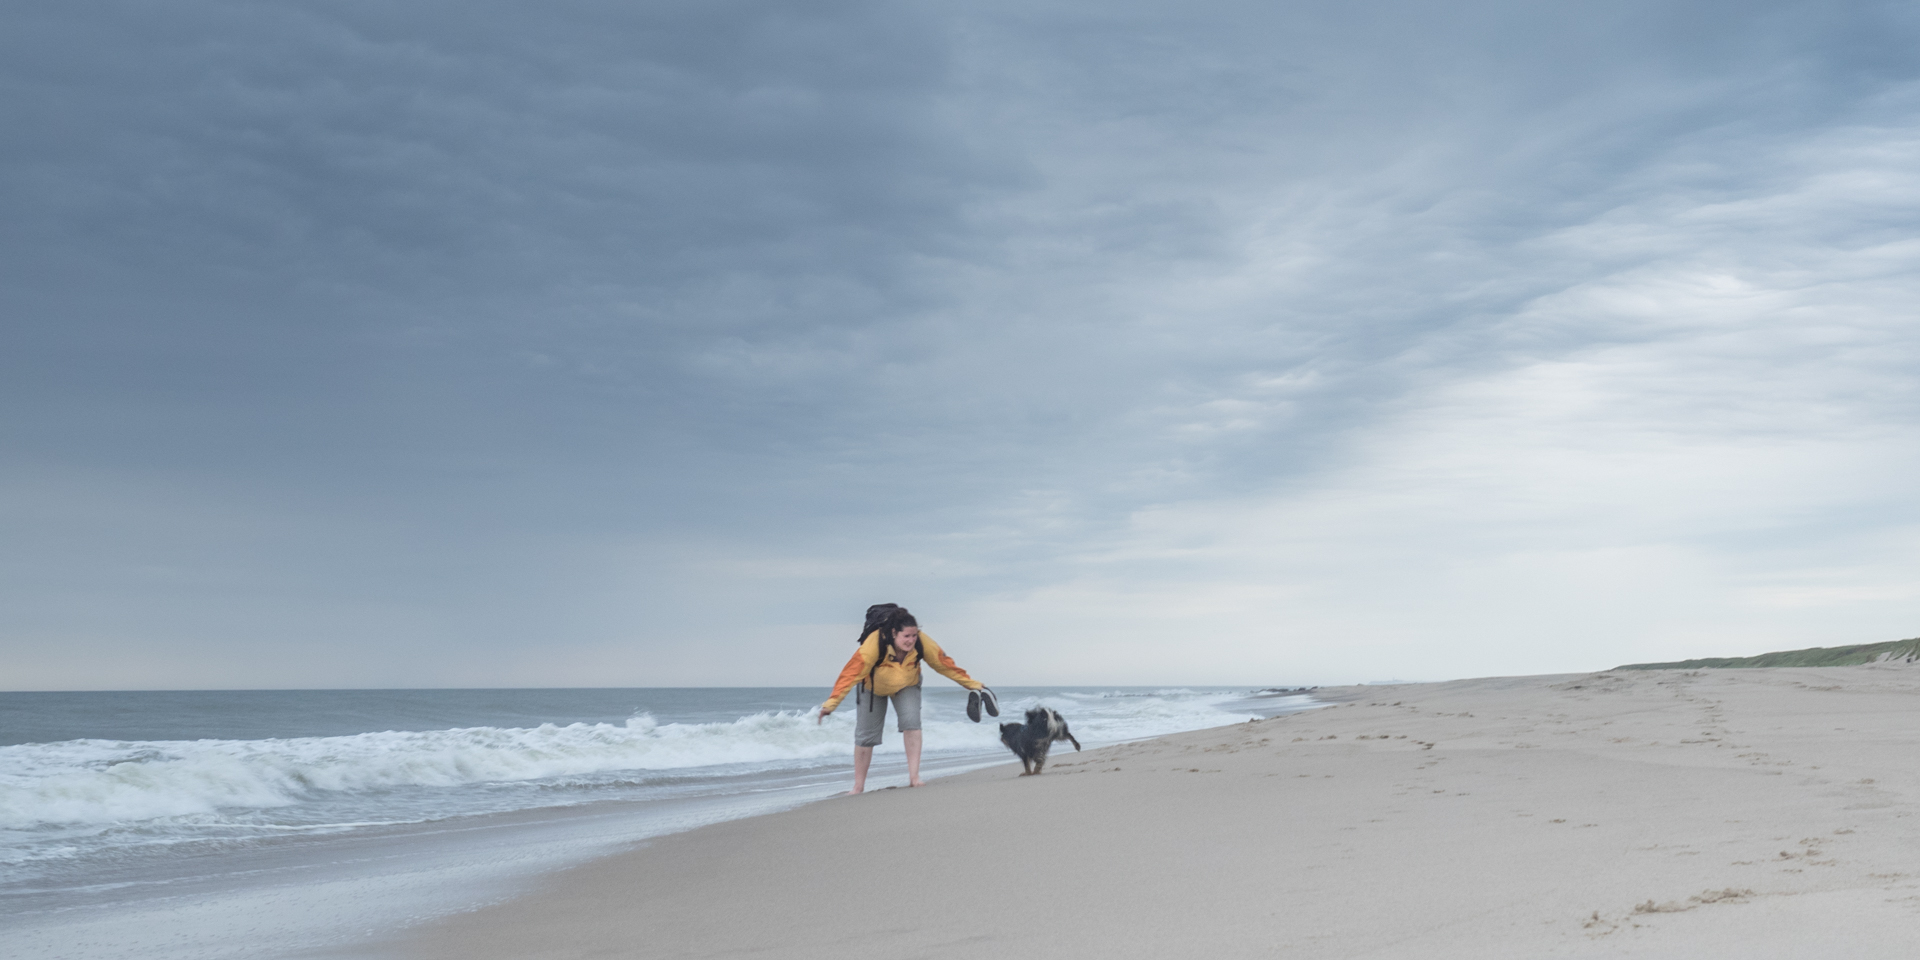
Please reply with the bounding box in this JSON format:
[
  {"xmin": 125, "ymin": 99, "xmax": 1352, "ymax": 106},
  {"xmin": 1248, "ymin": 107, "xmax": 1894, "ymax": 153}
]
[{"xmin": 1617, "ymin": 636, "xmax": 1920, "ymax": 670}]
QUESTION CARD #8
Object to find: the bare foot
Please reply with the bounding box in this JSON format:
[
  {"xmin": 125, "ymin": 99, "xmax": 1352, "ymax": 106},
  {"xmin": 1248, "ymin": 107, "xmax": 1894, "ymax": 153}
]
[
  {"xmin": 909, "ymin": 778, "xmax": 927, "ymax": 787},
  {"xmin": 846, "ymin": 787, "xmax": 864, "ymax": 795}
]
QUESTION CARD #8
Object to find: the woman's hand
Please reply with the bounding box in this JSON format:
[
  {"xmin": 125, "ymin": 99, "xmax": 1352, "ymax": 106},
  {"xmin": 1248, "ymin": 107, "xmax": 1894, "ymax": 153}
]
[{"xmin": 816, "ymin": 707, "xmax": 830, "ymax": 725}]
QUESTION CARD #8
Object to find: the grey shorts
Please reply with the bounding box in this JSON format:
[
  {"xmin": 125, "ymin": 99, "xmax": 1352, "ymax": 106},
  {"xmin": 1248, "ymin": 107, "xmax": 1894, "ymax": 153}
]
[{"xmin": 853, "ymin": 683, "xmax": 922, "ymax": 747}]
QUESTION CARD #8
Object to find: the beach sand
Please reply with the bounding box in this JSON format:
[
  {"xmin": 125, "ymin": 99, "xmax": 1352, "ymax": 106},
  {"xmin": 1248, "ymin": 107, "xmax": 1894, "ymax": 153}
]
[{"xmin": 397, "ymin": 665, "xmax": 1920, "ymax": 958}]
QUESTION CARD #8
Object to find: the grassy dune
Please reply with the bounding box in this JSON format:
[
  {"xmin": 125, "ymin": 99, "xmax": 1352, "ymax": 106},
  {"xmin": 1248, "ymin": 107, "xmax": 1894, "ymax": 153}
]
[{"xmin": 1617, "ymin": 637, "xmax": 1920, "ymax": 671}]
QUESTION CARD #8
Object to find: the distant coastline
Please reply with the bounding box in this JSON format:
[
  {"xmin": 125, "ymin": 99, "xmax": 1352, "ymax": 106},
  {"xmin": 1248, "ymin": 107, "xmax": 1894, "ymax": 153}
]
[{"xmin": 1617, "ymin": 635, "xmax": 1920, "ymax": 671}]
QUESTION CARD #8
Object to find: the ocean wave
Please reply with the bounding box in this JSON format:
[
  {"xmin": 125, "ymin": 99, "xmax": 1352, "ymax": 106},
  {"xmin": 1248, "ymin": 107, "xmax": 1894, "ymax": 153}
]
[
  {"xmin": 0, "ymin": 688, "xmax": 1283, "ymax": 835},
  {"xmin": 0, "ymin": 710, "xmax": 853, "ymax": 830}
]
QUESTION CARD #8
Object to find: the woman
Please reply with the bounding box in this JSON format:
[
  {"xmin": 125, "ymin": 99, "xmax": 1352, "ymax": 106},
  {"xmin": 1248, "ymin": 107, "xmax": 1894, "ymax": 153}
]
[{"xmin": 815, "ymin": 608, "xmax": 990, "ymax": 794}]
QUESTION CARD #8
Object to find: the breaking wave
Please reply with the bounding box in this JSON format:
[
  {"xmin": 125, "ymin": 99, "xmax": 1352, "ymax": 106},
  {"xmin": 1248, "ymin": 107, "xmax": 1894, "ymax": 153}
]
[
  {"xmin": 0, "ymin": 688, "xmax": 1301, "ymax": 841},
  {"xmin": 0, "ymin": 711, "xmax": 847, "ymax": 830}
]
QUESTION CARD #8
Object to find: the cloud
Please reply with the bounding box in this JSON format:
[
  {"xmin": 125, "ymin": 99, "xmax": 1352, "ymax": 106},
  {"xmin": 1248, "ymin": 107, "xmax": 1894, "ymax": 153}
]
[
  {"xmin": 3, "ymin": 1, "xmax": 1918, "ymax": 687},
  {"xmin": 934, "ymin": 99, "xmax": 1920, "ymax": 683}
]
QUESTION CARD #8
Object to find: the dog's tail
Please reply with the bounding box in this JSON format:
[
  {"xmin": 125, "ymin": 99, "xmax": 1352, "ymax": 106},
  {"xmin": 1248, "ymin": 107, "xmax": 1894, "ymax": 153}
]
[{"xmin": 1042, "ymin": 708, "xmax": 1080, "ymax": 750}]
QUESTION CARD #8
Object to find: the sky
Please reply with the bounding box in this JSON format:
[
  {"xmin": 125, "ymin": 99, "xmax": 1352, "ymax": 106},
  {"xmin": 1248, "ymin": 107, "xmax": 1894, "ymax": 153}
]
[{"xmin": 4, "ymin": 0, "xmax": 1919, "ymax": 691}]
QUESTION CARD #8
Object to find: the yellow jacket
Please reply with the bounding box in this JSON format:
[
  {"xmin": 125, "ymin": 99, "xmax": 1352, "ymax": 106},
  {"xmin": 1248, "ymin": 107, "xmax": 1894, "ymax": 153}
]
[{"xmin": 822, "ymin": 631, "xmax": 982, "ymax": 713}]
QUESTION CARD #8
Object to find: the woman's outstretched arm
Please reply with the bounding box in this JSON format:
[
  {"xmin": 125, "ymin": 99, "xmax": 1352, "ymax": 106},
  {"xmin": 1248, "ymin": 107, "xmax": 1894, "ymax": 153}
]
[
  {"xmin": 919, "ymin": 634, "xmax": 984, "ymax": 691},
  {"xmin": 819, "ymin": 633, "xmax": 881, "ymax": 717}
]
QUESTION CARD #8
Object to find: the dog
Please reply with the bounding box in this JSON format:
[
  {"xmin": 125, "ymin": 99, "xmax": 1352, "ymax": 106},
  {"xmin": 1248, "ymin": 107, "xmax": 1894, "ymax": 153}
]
[{"xmin": 999, "ymin": 707, "xmax": 1082, "ymax": 775}]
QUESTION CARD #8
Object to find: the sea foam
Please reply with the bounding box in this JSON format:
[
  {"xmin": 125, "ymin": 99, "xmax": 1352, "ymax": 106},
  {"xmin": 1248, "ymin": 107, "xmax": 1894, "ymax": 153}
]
[
  {"xmin": 0, "ymin": 688, "xmax": 1286, "ymax": 840},
  {"xmin": 0, "ymin": 711, "xmax": 847, "ymax": 830}
]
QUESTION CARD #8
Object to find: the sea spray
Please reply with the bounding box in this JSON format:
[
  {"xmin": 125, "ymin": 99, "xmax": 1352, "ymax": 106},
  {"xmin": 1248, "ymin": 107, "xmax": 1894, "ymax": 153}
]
[{"xmin": 1, "ymin": 711, "xmax": 851, "ymax": 830}]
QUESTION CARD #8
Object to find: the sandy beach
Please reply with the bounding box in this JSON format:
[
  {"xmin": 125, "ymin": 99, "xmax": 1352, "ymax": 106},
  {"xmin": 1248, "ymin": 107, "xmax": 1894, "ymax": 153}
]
[{"xmin": 397, "ymin": 664, "xmax": 1920, "ymax": 959}]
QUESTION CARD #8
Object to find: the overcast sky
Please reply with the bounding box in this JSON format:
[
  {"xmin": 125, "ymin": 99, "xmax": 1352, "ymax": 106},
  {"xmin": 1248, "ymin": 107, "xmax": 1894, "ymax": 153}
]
[{"xmin": 4, "ymin": 0, "xmax": 1918, "ymax": 690}]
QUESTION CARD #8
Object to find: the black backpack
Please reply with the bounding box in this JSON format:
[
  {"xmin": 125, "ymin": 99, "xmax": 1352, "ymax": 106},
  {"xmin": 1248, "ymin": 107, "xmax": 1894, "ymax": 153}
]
[{"xmin": 859, "ymin": 603, "xmax": 901, "ymax": 644}]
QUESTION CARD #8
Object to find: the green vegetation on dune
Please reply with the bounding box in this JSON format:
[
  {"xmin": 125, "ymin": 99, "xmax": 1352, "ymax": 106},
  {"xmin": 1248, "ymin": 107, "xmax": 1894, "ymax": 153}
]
[{"xmin": 1616, "ymin": 637, "xmax": 1920, "ymax": 671}]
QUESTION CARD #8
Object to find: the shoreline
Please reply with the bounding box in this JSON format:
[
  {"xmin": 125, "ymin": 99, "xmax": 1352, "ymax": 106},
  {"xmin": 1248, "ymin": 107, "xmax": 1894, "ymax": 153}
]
[
  {"xmin": 2, "ymin": 687, "xmax": 1301, "ymax": 960},
  {"xmin": 0, "ymin": 744, "xmax": 1051, "ymax": 960},
  {"xmin": 392, "ymin": 664, "xmax": 1920, "ymax": 959}
]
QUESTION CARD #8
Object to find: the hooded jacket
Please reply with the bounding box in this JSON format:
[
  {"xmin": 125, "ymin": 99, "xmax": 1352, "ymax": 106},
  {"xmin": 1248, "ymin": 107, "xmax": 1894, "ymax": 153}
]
[{"xmin": 822, "ymin": 631, "xmax": 982, "ymax": 713}]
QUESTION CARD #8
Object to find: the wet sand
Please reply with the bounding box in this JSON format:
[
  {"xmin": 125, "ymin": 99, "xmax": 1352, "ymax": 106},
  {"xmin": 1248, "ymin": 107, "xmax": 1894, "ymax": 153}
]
[{"xmin": 396, "ymin": 664, "xmax": 1920, "ymax": 958}]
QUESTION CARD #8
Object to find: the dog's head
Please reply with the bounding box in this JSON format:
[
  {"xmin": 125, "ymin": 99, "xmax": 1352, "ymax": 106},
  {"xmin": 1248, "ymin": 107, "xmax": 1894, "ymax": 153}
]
[{"xmin": 998, "ymin": 722, "xmax": 1026, "ymax": 748}]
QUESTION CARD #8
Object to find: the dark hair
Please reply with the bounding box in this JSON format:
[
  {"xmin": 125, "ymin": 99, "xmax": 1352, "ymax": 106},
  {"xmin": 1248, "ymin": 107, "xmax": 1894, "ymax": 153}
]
[{"xmin": 878, "ymin": 608, "xmax": 918, "ymax": 645}]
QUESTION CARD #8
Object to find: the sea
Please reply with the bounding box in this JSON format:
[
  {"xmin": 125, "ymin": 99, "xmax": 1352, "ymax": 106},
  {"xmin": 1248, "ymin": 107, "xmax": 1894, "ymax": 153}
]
[{"xmin": 0, "ymin": 685, "xmax": 1321, "ymax": 960}]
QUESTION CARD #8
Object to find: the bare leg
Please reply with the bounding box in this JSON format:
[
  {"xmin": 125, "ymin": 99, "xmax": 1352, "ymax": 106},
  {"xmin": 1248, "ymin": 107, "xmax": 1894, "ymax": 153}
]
[
  {"xmin": 852, "ymin": 745, "xmax": 873, "ymax": 794},
  {"xmin": 904, "ymin": 729, "xmax": 925, "ymax": 787}
]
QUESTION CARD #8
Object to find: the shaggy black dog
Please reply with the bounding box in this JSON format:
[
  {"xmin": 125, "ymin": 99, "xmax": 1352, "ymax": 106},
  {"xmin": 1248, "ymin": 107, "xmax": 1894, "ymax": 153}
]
[{"xmin": 999, "ymin": 707, "xmax": 1082, "ymax": 775}]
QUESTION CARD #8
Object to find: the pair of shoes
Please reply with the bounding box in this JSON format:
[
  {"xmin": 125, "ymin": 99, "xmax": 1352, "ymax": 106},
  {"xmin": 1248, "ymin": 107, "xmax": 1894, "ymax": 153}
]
[{"xmin": 966, "ymin": 687, "xmax": 1000, "ymax": 723}]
